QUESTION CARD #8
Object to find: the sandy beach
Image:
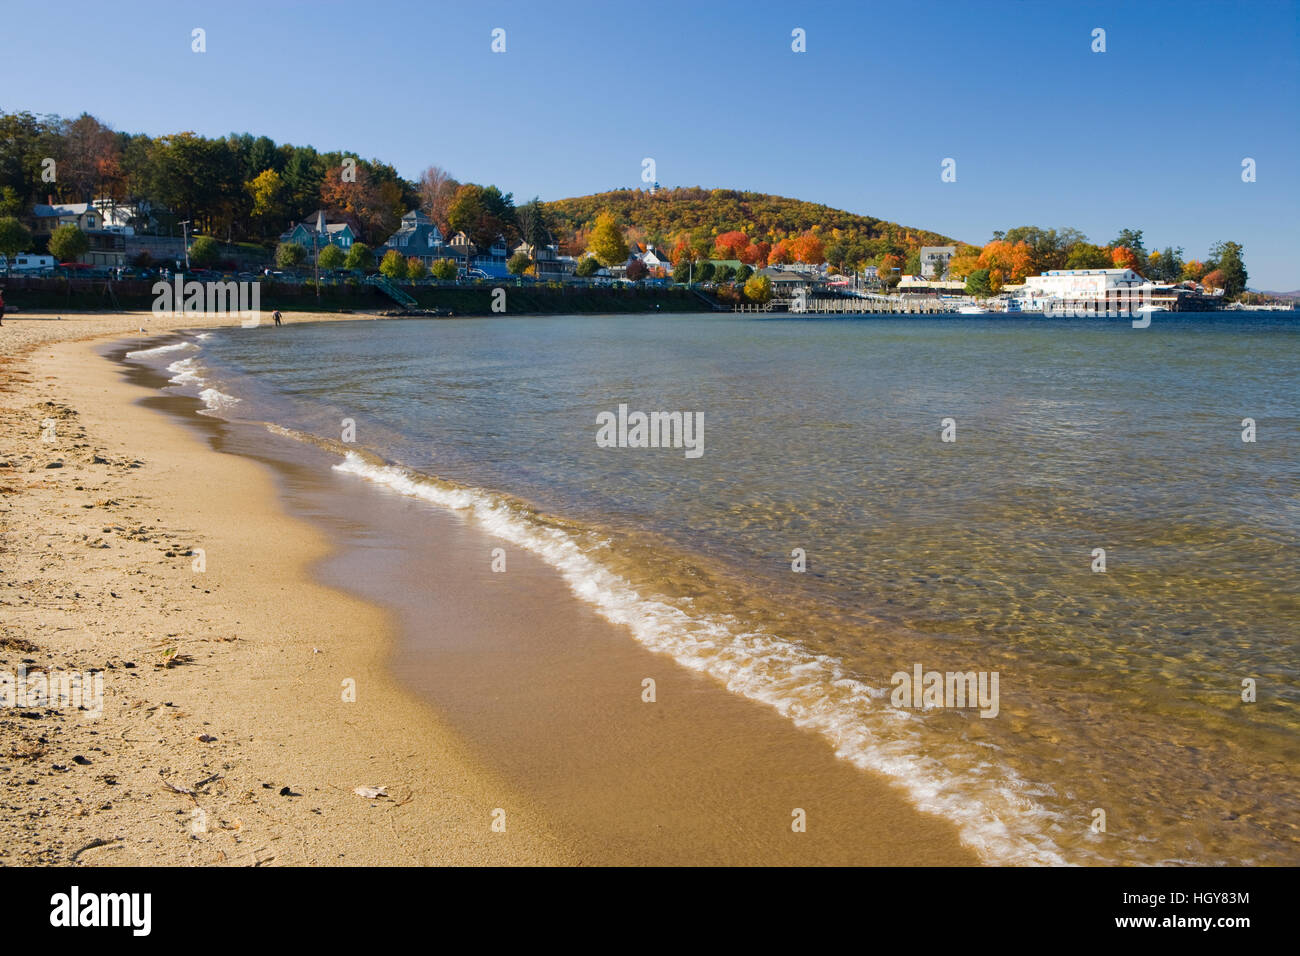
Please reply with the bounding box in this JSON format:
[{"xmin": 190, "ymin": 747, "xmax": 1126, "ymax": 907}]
[
  {"xmin": 1, "ymin": 311, "xmax": 978, "ymax": 866},
  {"xmin": 1, "ymin": 311, "xmax": 576, "ymax": 865}
]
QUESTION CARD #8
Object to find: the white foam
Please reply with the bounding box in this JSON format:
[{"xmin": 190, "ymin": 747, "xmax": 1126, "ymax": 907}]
[
  {"xmin": 127, "ymin": 341, "xmax": 196, "ymax": 358},
  {"xmin": 166, "ymin": 356, "xmax": 204, "ymax": 387},
  {"xmin": 198, "ymin": 387, "xmax": 240, "ymax": 411},
  {"xmin": 331, "ymin": 452, "xmax": 1077, "ymax": 866}
]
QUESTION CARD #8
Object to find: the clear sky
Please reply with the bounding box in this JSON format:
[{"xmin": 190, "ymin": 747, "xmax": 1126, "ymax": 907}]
[{"xmin": 3, "ymin": 0, "xmax": 1297, "ymax": 288}]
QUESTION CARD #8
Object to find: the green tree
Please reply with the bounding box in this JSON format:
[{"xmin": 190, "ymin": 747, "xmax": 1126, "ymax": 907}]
[
  {"xmin": 406, "ymin": 256, "xmax": 428, "ymax": 280},
  {"xmin": 695, "ymin": 261, "xmax": 715, "ymax": 282},
  {"xmin": 447, "ymin": 183, "xmax": 510, "ymax": 247},
  {"xmin": 516, "ymin": 197, "xmax": 550, "ymax": 249},
  {"xmin": 1145, "ymin": 246, "xmax": 1184, "ymax": 283},
  {"xmin": 379, "ymin": 249, "xmax": 407, "ymax": 280},
  {"xmin": 1208, "ymin": 241, "xmax": 1247, "ymax": 298},
  {"xmin": 735, "ymin": 264, "xmax": 753, "ymax": 282},
  {"xmin": 507, "ymin": 251, "xmax": 533, "ymax": 276},
  {"xmin": 714, "ymin": 264, "xmax": 736, "ymax": 282},
  {"xmin": 965, "ymin": 268, "xmax": 992, "ymax": 297},
  {"xmin": 0, "ymin": 186, "xmax": 23, "ymax": 218},
  {"xmin": 276, "ymin": 242, "xmax": 307, "ymax": 268},
  {"xmin": 430, "ymin": 258, "xmax": 458, "ymax": 280},
  {"xmin": 1064, "ymin": 243, "xmax": 1112, "ymax": 270},
  {"xmin": 317, "ymin": 243, "xmax": 345, "ymax": 269},
  {"xmin": 1110, "ymin": 228, "xmax": 1146, "ymax": 256},
  {"xmin": 0, "ymin": 217, "xmax": 32, "ymax": 271},
  {"xmin": 48, "ymin": 224, "xmax": 90, "ymax": 262},
  {"xmin": 673, "ymin": 259, "xmax": 694, "ymax": 284},
  {"xmin": 1109, "ymin": 227, "xmax": 1148, "ymax": 273},
  {"xmin": 189, "ymin": 235, "xmax": 220, "ymax": 267},
  {"xmin": 904, "ymin": 250, "xmax": 922, "ymax": 275},
  {"xmin": 588, "ymin": 211, "xmax": 628, "ymax": 266},
  {"xmin": 344, "ymin": 241, "xmax": 373, "ymax": 271},
  {"xmin": 743, "ymin": 274, "xmax": 772, "ymax": 303},
  {"xmin": 574, "ymin": 255, "xmax": 600, "ymax": 278}
]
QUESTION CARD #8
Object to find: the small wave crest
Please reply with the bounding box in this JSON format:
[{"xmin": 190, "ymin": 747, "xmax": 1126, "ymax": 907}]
[
  {"xmin": 327, "ymin": 450, "xmax": 1076, "ymax": 866},
  {"xmin": 127, "ymin": 341, "xmax": 196, "ymax": 358}
]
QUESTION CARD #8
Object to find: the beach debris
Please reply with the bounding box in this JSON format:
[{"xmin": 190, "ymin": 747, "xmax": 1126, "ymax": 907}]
[
  {"xmin": 353, "ymin": 785, "xmax": 388, "ymax": 800},
  {"xmin": 279, "ymin": 786, "xmax": 299, "ymax": 797},
  {"xmin": 44, "ymin": 461, "xmax": 63, "ymax": 469},
  {"xmin": 195, "ymin": 733, "xmax": 216, "ymax": 743},
  {"xmin": 70, "ymin": 837, "xmax": 120, "ymax": 863},
  {"xmin": 161, "ymin": 776, "xmax": 196, "ymax": 797},
  {"xmin": 157, "ymin": 645, "xmax": 193, "ymax": 668},
  {"xmin": 72, "ymin": 754, "xmax": 91, "ymax": 765}
]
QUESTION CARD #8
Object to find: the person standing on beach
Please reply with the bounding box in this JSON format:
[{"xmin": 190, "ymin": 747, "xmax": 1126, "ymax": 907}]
[
  {"xmin": 0, "ymin": 288, "xmax": 6, "ymax": 326},
  {"xmin": 273, "ymin": 310, "xmax": 282, "ymax": 326}
]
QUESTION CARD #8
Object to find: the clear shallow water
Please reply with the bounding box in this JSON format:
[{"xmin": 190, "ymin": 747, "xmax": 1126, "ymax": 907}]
[{"xmin": 144, "ymin": 313, "xmax": 1299, "ymax": 865}]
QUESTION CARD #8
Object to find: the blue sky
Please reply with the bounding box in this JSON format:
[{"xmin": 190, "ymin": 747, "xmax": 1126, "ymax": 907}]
[{"xmin": 3, "ymin": 0, "xmax": 1298, "ymax": 287}]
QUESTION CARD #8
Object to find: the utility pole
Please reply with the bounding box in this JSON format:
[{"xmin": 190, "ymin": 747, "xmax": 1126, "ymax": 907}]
[
  {"xmin": 314, "ymin": 210, "xmax": 323, "ymax": 302},
  {"xmin": 179, "ymin": 220, "xmax": 192, "ymax": 272}
]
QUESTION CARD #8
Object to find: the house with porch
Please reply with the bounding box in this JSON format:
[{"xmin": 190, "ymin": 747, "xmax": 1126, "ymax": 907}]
[
  {"xmin": 379, "ymin": 209, "xmax": 446, "ymax": 265},
  {"xmin": 279, "ymin": 211, "xmax": 357, "ymax": 254}
]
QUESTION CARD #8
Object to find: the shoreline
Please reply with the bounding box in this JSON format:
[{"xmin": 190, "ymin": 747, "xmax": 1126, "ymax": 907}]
[
  {"xmin": 1, "ymin": 312, "xmax": 574, "ymax": 865},
  {"xmin": 2, "ymin": 312, "xmax": 979, "ymax": 865}
]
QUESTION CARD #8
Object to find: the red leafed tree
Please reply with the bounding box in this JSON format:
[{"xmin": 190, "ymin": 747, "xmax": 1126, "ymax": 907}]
[
  {"xmin": 713, "ymin": 230, "xmax": 749, "ymax": 260},
  {"xmin": 768, "ymin": 239, "xmax": 794, "ymax": 265},
  {"xmin": 791, "ymin": 232, "xmax": 826, "ymax": 265},
  {"xmin": 741, "ymin": 241, "xmax": 772, "ymax": 267},
  {"xmin": 626, "ymin": 258, "xmax": 649, "ymax": 281}
]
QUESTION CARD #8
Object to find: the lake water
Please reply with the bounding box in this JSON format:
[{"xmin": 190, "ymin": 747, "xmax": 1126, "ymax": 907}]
[{"xmin": 140, "ymin": 312, "xmax": 1300, "ymax": 865}]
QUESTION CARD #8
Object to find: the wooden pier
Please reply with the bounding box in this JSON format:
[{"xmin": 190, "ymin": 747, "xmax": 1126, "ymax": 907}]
[{"xmin": 736, "ymin": 294, "xmax": 956, "ymax": 314}]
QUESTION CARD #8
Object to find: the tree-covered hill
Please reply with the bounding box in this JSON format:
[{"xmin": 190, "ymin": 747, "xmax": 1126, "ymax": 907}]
[{"xmin": 546, "ymin": 186, "xmax": 956, "ymax": 265}]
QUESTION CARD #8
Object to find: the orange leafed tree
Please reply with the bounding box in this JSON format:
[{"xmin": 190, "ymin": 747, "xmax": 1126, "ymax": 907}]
[
  {"xmin": 978, "ymin": 240, "xmax": 1034, "ymax": 283},
  {"xmin": 791, "ymin": 232, "xmax": 826, "ymax": 265},
  {"xmin": 714, "ymin": 230, "xmax": 750, "ymax": 260},
  {"xmin": 1111, "ymin": 246, "xmax": 1142, "ymax": 273},
  {"xmin": 768, "ymin": 239, "xmax": 794, "ymax": 265},
  {"xmin": 1200, "ymin": 269, "xmax": 1225, "ymax": 291},
  {"xmin": 946, "ymin": 243, "xmax": 982, "ymax": 279},
  {"xmin": 319, "ymin": 164, "xmax": 399, "ymax": 242}
]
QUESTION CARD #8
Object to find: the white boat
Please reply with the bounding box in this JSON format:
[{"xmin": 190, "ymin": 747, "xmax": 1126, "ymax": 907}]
[{"xmin": 958, "ymin": 305, "xmax": 989, "ymax": 314}]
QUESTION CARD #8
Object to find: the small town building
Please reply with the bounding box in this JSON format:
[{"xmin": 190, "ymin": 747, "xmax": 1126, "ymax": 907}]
[
  {"xmin": 379, "ymin": 209, "xmax": 445, "ymax": 265},
  {"xmin": 279, "ymin": 211, "xmax": 357, "ymax": 253},
  {"xmin": 919, "ymin": 245, "xmax": 957, "ymax": 279},
  {"xmin": 30, "ymin": 201, "xmax": 102, "ymax": 235},
  {"xmin": 1022, "ymin": 268, "xmax": 1147, "ymax": 298}
]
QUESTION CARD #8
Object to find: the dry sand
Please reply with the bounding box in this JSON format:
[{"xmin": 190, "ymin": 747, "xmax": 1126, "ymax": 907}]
[
  {"xmin": 1, "ymin": 312, "xmax": 573, "ymax": 865},
  {"xmin": 1, "ymin": 311, "xmax": 978, "ymax": 866}
]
